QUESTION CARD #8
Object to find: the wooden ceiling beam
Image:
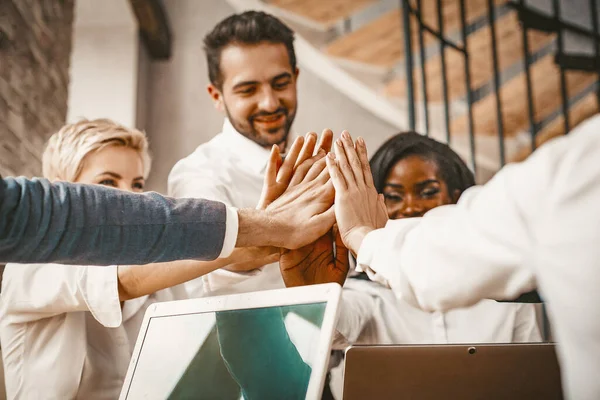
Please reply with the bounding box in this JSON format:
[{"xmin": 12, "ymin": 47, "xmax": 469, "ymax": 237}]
[{"xmin": 129, "ymin": 0, "xmax": 172, "ymax": 60}]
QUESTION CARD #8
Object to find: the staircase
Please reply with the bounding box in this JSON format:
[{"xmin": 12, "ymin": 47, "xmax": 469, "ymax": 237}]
[{"xmin": 256, "ymin": 0, "xmax": 600, "ymax": 181}]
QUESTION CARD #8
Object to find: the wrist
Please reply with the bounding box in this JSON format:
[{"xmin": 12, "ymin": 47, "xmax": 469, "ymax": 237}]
[
  {"xmin": 235, "ymin": 209, "xmax": 280, "ymax": 248},
  {"xmin": 345, "ymin": 226, "xmax": 374, "ymax": 256}
]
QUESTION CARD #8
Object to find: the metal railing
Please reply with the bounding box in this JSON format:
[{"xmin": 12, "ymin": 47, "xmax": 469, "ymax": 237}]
[{"xmin": 399, "ymin": 0, "xmax": 600, "ymax": 176}]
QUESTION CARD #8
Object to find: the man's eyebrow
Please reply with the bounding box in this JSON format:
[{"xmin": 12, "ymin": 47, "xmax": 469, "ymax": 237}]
[
  {"xmin": 231, "ymin": 73, "xmax": 293, "ymax": 90},
  {"xmin": 232, "ymin": 80, "xmax": 259, "ymax": 90},
  {"xmin": 271, "ymin": 72, "xmax": 292, "ymax": 82}
]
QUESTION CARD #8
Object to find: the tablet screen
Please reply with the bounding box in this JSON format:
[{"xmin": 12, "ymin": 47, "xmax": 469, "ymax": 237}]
[{"xmin": 124, "ymin": 302, "xmax": 327, "ymax": 400}]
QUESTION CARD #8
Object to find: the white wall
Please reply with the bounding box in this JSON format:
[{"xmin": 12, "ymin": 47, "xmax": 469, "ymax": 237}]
[
  {"xmin": 67, "ymin": 0, "xmax": 139, "ymax": 127},
  {"xmin": 143, "ymin": 0, "xmax": 398, "ymax": 193},
  {"xmin": 136, "ymin": 43, "xmax": 151, "ymax": 131}
]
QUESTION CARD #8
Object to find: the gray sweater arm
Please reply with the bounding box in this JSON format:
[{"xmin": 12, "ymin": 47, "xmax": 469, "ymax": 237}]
[{"xmin": 0, "ymin": 177, "xmax": 227, "ymax": 265}]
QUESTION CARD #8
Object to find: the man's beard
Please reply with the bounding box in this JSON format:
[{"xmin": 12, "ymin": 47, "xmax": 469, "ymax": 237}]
[{"xmin": 225, "ymin": 105, "xmax": 296, "ymax": 148}]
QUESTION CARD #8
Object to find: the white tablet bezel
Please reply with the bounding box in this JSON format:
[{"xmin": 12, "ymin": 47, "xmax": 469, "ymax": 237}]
[{"xmin": 119, "ymin": 282, "xmax": 342, "ymax": 400}]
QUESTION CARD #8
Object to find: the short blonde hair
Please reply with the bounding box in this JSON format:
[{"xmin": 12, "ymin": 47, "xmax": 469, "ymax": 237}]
[{"xmin": 42, "ymin": 118, "xmax": 152, "ymax": 182}]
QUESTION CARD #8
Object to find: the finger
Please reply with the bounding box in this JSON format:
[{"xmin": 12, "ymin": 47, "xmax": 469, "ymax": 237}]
[
  {"xmin": 264, "ymin": 252, "xmax": 281, "ymax": 264},
  {"xmin": 264, "ymin": 145, "xmax": 280, "ymax": 187},
  {"xmin": 294, "ymin": 132, "xmax": 317, "ymax": 169},
  {"xmin": 316, "ymin": 129, "xmax": 333, "ymax": 153},
  {"xmin": 314, "ymin": 163, "xmax": 332, "ymax": 186},
  {"xmin": 301, "ymin": 155, "xmax": 327, "ymax": 184},
  {"xmin": 277, "ymin": 136, "xmax": 304, "ymax": 183},
  {"xmin": 257, "ymin": 145, "xmax": 282, "ymax": 209},
  {"xmin": 289, "ymin": 152, "xmax": 326, "ymax": 187},
  {"xmin": 356, "ymin": 137, "xmax": 375, "ymax": 188},
  {"xmin": 341, "ymin": 131, "xmax": 365, "ymax": 184},
  {"xmin": 377, "ymin": 193, "xmax": 389, "ymax": 227},
  {"xmin": 326, "ymin": 152, "xmax": 348, "ymax": 191},
  {"xmin": 254, "ymin": 245, "xmax": 280, "ymax": 259},
  {"xmin": 334, "ymin": 138, "xmax": 356, "ymax": 186},
  {"xmin": 308, "ymin": 206, "xmax": 336, "ymax": 243},
  {"xmin": 378, "ymin": 193, "xmax": 387, "ymax": 215},
  {"xmin": 228, "ymin": 252, "xmax": 280, "ymax": 272},
  {"xmin": 283, "ymin": 206, "xmax": 335, "ymax": 250}
]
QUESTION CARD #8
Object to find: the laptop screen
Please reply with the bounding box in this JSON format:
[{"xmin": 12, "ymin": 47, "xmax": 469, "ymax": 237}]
[{"xmin": 124, "ymin": 302, "xmax": 327, "ymax": 400}]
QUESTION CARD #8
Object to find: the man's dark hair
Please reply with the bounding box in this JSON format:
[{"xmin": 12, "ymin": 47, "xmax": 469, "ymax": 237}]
[
  {"xmin": 369, "ymin": 132, "xmax": 475, "ymax": 198},
  {"xmin": 204, "ymin": 11, "xmax": 296, "ymax": 89}
]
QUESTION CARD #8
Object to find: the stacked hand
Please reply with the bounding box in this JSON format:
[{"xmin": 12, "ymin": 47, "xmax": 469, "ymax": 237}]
[
  {"xmin": 326, "ymin": 131, "xmax": 388, "ymax": 255},
  {"xmin": 227, "ymin": 132, "xmax": 334, "ymax": 272},
  {"xmin": 257, "ymin": 130, "xmax": 350, "ymax": 287},
  {"xmin": 255, "ymin": 129, "xmax": 386, "ymax": 287}
]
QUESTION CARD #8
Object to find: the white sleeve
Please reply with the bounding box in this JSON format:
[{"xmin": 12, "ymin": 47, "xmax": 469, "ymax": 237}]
[
  {"xmin": 512, "ymin": 304, "xmax": 542, "ymax": 342},
  {"xmin": 0, "ymin": 264, "xmax": 122, "ymax": 327},
  {"xmin": 219, "ymin": 206, "xmax": 239, "ymax": 258},
  {"xmin": 334, "ymin": 287, "xmax": 377, "ymax": 346},
  {"xmin": 357, "ymin": 119, "xmax": 600, "ymax": 313}
]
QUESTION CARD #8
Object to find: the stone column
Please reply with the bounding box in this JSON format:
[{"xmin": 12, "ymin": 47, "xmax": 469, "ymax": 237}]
[{"xmin": 0, "ymin": 0, "xmax": 75, "ymax": 177}]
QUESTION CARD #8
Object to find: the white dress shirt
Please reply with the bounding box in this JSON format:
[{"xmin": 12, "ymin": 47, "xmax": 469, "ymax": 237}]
[
  {"xmin": 168, "ymin": 119, "xmax": 285, "ymax": 296},
  {"xmin": 335, "ymin": 278, "xmax": 540, "ymax": 347},
  {"xmin": 0, "ymin": 263, "xmax": 187, "ymax": 399},
  {"xmin": 356, "ymin": 114, "xmax": 600, "ymax": 400}
]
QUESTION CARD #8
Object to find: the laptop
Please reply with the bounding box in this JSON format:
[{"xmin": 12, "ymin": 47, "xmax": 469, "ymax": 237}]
[
  {"xmin": 119, "ymin": 283, "xmax": 342, "ymax": 400},
  {"xmin": 342, "ymin": 343, "xmax": 563, "ymax": 400}
]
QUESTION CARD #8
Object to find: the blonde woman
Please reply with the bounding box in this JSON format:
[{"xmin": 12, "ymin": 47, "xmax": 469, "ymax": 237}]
[{"xmin": 0, "ymin": 119, "xmax": 284, "ymax": 399}]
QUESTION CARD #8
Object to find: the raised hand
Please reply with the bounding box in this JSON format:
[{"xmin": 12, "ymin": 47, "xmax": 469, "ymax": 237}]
[
  {"xmin": 326, "ymin": 131, "xmax": 388, "ymax": 255},
  {"xmin": 236, "ymin": 134, "xmax": 315, "ymax": 273},
  {"xmin": 278, "ymin": 129, "xmax": 349, "ymax": 288},
  {"xmin": 257, "ymin": 155, "xmax": 335, "ymax": 250},
  {"xmin": 238, "ymin": 129, "xmax": 337, "ymax": 253},
  {"xmin": 257, "ymin": 130, "xmax": 333, "ymax": 210},
  {"xmin": 258, "ymin": 133, "xmax": 309, "ymax": 210}
]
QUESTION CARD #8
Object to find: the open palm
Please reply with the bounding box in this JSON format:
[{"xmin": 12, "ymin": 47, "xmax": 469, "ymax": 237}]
[{"xmin": 280, "ymin": 229, "xmax": 349, "ymax": 287}]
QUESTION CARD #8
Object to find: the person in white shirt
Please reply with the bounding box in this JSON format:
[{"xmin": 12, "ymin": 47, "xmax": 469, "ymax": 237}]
[
  {"xmin": 168, "ymin": 11, "xmax": 334, "ymax": 297},
  {"xmin": 0, "ymin": 119, "xmax": 335, "ymax": 399},
  {"xmin": 324, "ymin": 118, "xmax": 600, "ymax": 400},
  {"xmin": 335, "ymin": 132, "xmax": 540, "ymax": 347}
]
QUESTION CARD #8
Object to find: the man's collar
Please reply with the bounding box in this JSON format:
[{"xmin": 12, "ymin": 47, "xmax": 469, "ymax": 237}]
[{"xmin": 221, "ymin": 119, "xmax": 273, "ymax": 174}]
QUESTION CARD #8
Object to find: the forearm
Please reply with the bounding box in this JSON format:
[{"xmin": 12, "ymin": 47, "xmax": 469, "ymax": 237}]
[
  {"xmin": 116, "ymin": 247, "xmax": 279, "ymax": 300},
  {"xmin": 0, "ymin": 177, "xmax": 227, "ymax": 265},
  {"xmin": 117, "ymin": 259, "xmax": 230, "ymax": 301}
]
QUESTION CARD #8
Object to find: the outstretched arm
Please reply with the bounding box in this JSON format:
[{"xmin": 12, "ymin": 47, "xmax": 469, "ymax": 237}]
[
  {"xmin": 0, "ymin": 177, "xmax": 230, "ymax": 265},
  {"xmin": 116, "ymin": 247, "xmax": 279, "ymax": 301}
]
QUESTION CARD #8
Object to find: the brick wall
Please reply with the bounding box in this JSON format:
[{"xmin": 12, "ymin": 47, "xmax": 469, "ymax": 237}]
[{"xmin": 0, "ymin": 0, "xmax": 75, "ymax": 177}]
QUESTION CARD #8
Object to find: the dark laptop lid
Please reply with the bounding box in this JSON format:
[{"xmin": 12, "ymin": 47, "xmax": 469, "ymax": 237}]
[{"xmin": 343, "ymin": 343, "xmax": 562, "ymax": 400}]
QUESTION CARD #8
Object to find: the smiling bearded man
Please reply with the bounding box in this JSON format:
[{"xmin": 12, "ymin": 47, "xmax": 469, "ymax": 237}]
[{"xmin": 168, "ymin": 11, "xmax": 302, "ymax": 298}]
